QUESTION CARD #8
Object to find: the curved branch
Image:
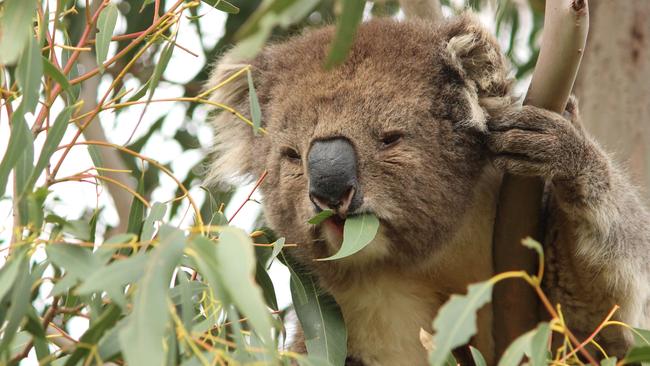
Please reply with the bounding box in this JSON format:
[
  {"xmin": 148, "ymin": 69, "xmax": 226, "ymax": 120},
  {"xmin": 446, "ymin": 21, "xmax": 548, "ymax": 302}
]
[{"xmin": 492, "ymin": 0, "xmax": 589, "ymax": 358}]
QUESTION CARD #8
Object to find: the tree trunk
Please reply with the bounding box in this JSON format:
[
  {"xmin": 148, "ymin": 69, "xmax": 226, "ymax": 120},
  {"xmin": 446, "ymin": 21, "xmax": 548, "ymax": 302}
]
[{"xmin": 574, "ymin": 1, "xmax": 650, "ymax": 201}]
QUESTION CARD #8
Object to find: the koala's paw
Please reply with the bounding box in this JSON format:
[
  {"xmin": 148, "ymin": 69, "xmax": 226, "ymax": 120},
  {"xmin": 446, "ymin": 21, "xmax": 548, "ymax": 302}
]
[{"xmin": 486, "ymin": 104, "xmax": 592, "ymax": 179}]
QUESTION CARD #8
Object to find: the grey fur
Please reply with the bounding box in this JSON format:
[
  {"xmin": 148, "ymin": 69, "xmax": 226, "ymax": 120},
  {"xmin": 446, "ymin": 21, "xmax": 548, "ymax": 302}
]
[{"xmin": 205, "ymin": 14, "xmax": 650, "ymax": 365}]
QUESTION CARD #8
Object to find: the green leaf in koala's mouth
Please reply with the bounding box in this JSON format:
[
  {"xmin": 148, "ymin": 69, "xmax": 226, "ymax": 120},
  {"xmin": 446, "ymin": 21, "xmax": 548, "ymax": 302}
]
[
  {"xmin": 307, "ymin": 209, "xmax": 334, "ymax": 225},
  {"xmin": 316, "ymin": 213, "xmax": 380, "ymax": 261}
]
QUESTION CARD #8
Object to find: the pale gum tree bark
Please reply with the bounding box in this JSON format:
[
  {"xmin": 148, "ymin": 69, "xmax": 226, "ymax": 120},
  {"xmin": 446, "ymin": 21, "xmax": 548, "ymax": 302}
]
[
  {"xmin": 574, "ymin": 0, "xmax": 650, "ymax": 203},
  {"xmin": 78, "ymin": 49, "xmax": 135, "ymax": 234},
  {"xmin": 492, "ymin": 0, "xmax": 589, "ymax": 357}
]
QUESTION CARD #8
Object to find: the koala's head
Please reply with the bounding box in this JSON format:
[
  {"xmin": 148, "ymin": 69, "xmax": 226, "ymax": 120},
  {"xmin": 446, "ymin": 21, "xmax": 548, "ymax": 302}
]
[{"xmin": 206, "ymin": 15, "xmax": 513, "ymax": 270}]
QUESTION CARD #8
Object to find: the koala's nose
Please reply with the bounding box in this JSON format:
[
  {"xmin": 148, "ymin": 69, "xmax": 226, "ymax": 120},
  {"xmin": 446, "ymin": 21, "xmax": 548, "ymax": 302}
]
[{"xmin": 307, "ymin": 138, "xmax": 361, "ymax": 216}]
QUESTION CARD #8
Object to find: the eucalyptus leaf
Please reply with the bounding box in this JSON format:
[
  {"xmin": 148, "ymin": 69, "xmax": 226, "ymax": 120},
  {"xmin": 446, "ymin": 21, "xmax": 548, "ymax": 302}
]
[
  {"xmin": 22, "ymin": 106, "xmax": 74, "ymax": 197},
  {"xmin": 267, "ymin": 237, "xmax": 285, "ymax": 269},
  {"xmin": 316, "ymin": 213, "xmax": 379, "ymax": 261},
  {"xmin": 119, "ymin": 225, "xmax": 185, "ymax": 366},
  {"xmin": 601, "ymin": 357, "xmax": 617, "ymax": 366},
  {"xmin": 0, "ymin": 0, "xmax": 36, "ymax": 64},
  {"xmin": 247, "ymin": 69, "xmax": 262, "ymax": 134},
  {"xmin": 42, "ymin": 56, "xmax": 74, "ymax": 101},
  {"xmin": 77, "ymin": 253, "xmax": 148, "ymax": 295},
  {"xmin": 470, "ymin": 346, "xmax": 487, "ymax": 366},
  {"xmin": 0, "ymin": 257, "xmax": 32, "ymax": 351},
  {"xmin": 96, "ymin": 3, "xmax": 119, "ymax": 73},
  {"xmin": 0, "ymin": 258, "xmax": 21, "ymax": 302},
  {"xmin": 324, "ymin": 0, "xmax": 365, "ymax": 69},
  {"xmin": 497, "ymin": 329, "xmax": 533, "ymax": 366},
  {"xmin": 0, "ymin": 105, "xmax": 30, "ymax": 196},
  {"xmin": 429, "ymin": 280, "xmax": 494, "ymax": 366},
  {"xmin": 46, "ymin": 243, "xmax": 98, "ymax": 280},
  {"xmin": 215, "ymin": 227, "xmax": 274, "ymax": 345},
  {"xmin": 624, "ymin": 346, "xmax": 650, "ymax": 364},
  {"xmin": 307, "ymin": 209, "xmax": 334, "ymax": 225},
  {"xmin": 17, "ymin": 36, "xmax": 43, "ymax": 113},
  {"xmin": 201, "ymin": 0, "xmax": 240, "ymax": 14},
  {"xmin": 291, "ymin": 271, "xmax": 347, "ymax": 366},
  {"xmin": 528, "ymin": 322, "xmax": 551, "ymax": 366},
  {"xmin": 64, "ymin": 305, "xmax": 121, "ymax": 366},
  {"xmin": 141, "ymin": 202, "xmax": 167, "ymax": 242}
]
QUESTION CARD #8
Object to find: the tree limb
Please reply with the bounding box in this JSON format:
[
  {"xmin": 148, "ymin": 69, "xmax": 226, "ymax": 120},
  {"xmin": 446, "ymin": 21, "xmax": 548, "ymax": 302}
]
[
  {"xmin": 492, "ymin": 0, "xmax": 589, "ymax": 357},
  {"xmin": 78, "ymin": 42, "xmax": 135, "ymax": 233}
]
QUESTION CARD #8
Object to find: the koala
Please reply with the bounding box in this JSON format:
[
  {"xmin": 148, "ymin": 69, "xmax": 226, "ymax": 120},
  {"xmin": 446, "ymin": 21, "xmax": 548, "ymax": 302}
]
[{"xmin": 205, "ymin": 14, "xmax": 650, "ymax": 366}]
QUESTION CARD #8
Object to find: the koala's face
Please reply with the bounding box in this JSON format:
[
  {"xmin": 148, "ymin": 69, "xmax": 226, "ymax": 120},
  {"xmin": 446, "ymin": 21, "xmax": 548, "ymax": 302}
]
[{"xmin": 208, "ymin": 16, "xmax": 511, "ymax": 268}]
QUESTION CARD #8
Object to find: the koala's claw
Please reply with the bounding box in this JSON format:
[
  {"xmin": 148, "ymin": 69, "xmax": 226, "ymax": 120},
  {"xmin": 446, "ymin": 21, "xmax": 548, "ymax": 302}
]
[{"xmin": 487, "ymin": 105, "xmax": 591, "ymax": 179}]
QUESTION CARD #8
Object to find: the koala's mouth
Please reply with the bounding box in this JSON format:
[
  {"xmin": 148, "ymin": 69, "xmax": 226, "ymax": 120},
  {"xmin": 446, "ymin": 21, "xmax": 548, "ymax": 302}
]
[{"xmin": 323, "ymin": 215, "xmax": 346, "ymax": 237}]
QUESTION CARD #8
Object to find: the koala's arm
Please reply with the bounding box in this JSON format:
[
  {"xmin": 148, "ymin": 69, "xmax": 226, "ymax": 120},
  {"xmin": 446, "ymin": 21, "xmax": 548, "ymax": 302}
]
[{"xmin": 487, "ymin": 99, "xmax": 650, "ymax": 353}]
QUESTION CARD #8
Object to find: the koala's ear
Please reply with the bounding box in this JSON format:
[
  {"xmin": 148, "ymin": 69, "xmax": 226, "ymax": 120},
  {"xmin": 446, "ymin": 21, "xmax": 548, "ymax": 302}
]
[
  {"xmin": 439, "ymin": 13, "xmax": 513, "ymax": 131},
  {"xmin": 205, "ymin": 53, "xmax": 269, "ymax": 185}
]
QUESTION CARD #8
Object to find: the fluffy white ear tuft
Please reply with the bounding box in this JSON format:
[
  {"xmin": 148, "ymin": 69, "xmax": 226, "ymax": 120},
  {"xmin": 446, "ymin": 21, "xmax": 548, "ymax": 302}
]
[
  {"xmin": 441, "ymin": 13, "xmax": 514, "ymax": 130},
  {"xmin": 204, "ymin": 54, "xmax": 267, "ymax": 186}
]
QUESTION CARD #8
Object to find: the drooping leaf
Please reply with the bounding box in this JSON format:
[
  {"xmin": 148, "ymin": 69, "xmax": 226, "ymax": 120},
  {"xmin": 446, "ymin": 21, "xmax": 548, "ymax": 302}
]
[
  {"xmin": 215, "ymin": 227, "xmax": 274, "ymax": 345},
  {"xmin": 624, "ymin": 346, "xmax": 650, "ymax": 364},
  {"xmin": 96, "ymin": 3, "xmax": 119, "ymax": 73},
  {"xmin": 497, "ymin": 329, "xmax": 533, "ymax": 366},
  {"xmin": 247, "ymin": 69, "xmax": 262, "ymax": 134},
  {"xmin": 429, "ymin": 280, "xmax": 494, "ymax": 366},
  {"xmin": 64, "ymin": 305, "xmax": 121, "ymax": 366},
  {"xmin": 307, "ymin": 209, "xmax": 334, "ymax": 225},
  {"xmin": 24, "ymin": 309, "xmax": 50, "ymax": 362},
  {"xmin": 317, "ymin": 213, "xmax": 379, "ymax": 261},
  {"xmin": 141, "ymin": 202, "xmax": 167, "ymax": 242},
  {"xmin": 528, "ymin": 322, "xmax": 551, "ymax": 366},
  {"xmin": 94, "ymin": 233, "xmax": 138, "ymax": 264},
  {"xmin": 267, "ymin": 237, "xmax": 285, "ymax": 269},
  {"xmin": 42, "ymin": 56, "xmax": 74, "ymax": 101},
  {"xmin": 76, "ymin": 253, "xmax": 148, "ymax": 295},
  {"xmin": 633, "ymin": 327, "xmax": 650, "ymax": 346},
  {"xmin": 21, "ymin": 106, "xmax": 74, "ymax": 197},
  {"xmin": 171, "ymin": 271, "xmax": 204, "ymax": 331},
  {"xmin": 0, "ymin": 0, "xmax": 36, "ymax": 64},
  {"xmin": 232, "ymin": 0, "xmax": 318, "ymax": 59},
  {"xmin": 14, "ymin": 117, "xmax": 35, "ymax": 225},
  {"xmin": 0, "ymin": 257, "xmax": 32, "ymax": 352},
  {"xmin": 470, "ymin": 346, "xmax": 487, "ymax": 366},
  {"xmin": 0, "ymin": 105, "xmax": 30, "ymax": 196},
  {"xmin": 17, "ymin": 36, "xmax": 43, "ymax": 113},
  {"xmin": 148, "ymin": 39, "xmax": 174, "ymax": 99},
  {"xmin": 0, "ymin": 258, "xmax": 22, "ymax": 302},
  {"xmin": 201, "ymin": 0, "xmax": 240, "ymax": 14},
  {"xmin": 521, "ymin": 237, "xmax": 544, "ymax": 263},
  {"xmin": 188, "ymin": 235, "xmax": 227, "ymax": 303},
  {"xmin": 127, "ymin": 174, "xmax": 146, "ymax": 236},
  {"xmin": 324, "ymin": 0, "xmax": 365, "ymax": 69},
  {"xmin": 601, "ymin": 357, "xmax": 617, "ymax": 366},
  {"xmin": 119, "ymin": 225, "xmax": 185, "ymax": 366},
  {"xmin": 255, "ymin": 257, "xmax": 279, "ymax": 311},
  {"xmin": 291, "ymin": 270, "xmax": 347, "ymax": 366},
  {"xmin": 47, "ymin": 243, "xmax": 98, "ymax": 296}
]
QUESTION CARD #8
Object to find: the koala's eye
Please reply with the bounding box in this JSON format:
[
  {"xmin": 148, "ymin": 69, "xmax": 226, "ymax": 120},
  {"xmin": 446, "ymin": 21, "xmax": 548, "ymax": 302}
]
[
  {"xmin": 281, "ymin": 147, "xmax": 301, "ymax": 162},
  {"xmin": 380, "ymin": 132, "xmax": 403, "ymax": 149}
]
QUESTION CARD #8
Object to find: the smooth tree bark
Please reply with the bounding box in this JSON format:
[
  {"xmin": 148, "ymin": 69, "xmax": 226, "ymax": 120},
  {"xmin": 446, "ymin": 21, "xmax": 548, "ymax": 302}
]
[
  {"xmin": 574, "ymin": 0, "xmax": 650, "ymax": 203},
  {"xmin": 492, "ymin": 0, "xmax": 589, "ymax": 357}
]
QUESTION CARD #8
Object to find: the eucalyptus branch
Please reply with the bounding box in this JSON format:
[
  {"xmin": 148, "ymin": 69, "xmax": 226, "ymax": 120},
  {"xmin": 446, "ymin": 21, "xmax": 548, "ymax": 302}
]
[{"xmin": 492, "ymin": 0, "xmax": 589, "ymax": 358}]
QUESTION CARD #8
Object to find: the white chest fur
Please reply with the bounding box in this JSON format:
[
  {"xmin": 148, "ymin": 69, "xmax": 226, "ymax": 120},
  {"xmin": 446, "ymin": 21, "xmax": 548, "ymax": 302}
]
[{"xmin": 328, "ymin": 168, "xmax": 501, "ymax": 365}]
